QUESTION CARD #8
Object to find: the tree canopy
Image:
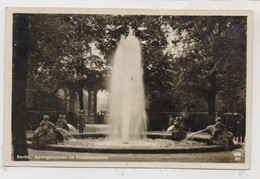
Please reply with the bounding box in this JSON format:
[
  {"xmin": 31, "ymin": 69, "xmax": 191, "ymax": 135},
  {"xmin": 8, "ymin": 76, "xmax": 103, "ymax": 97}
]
[{"xmin": 19, "ymin": 14, "xmax": 247, "ymax": 119}]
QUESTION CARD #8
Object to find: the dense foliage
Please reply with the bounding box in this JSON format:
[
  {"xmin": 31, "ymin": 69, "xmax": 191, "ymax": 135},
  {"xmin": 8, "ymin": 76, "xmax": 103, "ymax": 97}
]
[{"xmin": 15, "ymin": 14, "xmax": 247, "ymax": 123}]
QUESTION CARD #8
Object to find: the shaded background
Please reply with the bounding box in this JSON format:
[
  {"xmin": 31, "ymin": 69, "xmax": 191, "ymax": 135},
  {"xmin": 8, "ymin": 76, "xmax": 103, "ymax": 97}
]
[
  {"xmin": 12, "ymin": 12, "xmax": 246, "ymax": 161},
  {"xmin": 1, "ymin": 0, "xmax": 259, "ymax": 178}
]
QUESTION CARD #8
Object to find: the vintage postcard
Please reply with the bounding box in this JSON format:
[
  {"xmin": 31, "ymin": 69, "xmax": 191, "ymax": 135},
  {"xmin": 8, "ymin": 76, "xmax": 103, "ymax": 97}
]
[{"xmin": 4, "ymin": 7, "xmax": 252, "ymax": 169}]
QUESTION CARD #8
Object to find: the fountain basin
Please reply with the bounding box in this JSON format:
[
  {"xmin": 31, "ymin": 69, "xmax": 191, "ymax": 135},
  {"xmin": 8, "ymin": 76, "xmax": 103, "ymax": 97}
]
[
  {"xmin": 26, "ymin": 133, "xmax": 242, "ymax": 153},
  {"xmin": 26, "ymin": 141, "xmax": 241, "ymax": 153}
]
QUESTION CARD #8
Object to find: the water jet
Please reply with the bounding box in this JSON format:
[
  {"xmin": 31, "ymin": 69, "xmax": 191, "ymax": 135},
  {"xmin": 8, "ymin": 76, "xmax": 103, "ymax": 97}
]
[{"xmin": 108, "ymin": 31, "xmax": 147, "ymax": 142}]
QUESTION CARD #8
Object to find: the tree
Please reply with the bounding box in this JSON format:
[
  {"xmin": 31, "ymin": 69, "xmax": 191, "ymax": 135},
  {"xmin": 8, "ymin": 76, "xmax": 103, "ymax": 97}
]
[
  {"xmin": 166, "ymin": 16, "xmax": 247, "ymax": 123},
  {"xmin": 129, "ymin": 15, "xmax": 176, "ymax": 111},
  {"xmin": 25, "ymin": 14, "xmax": 247, "ymax": 124},
  {"xmin": 27, "ymin": 14, "xmax": 110, "ymax": 111},
  {"xmin": 27, "ymin": 14, "xmax": 174, "ymax": 112},
  {"xmin": 12, "ymin": 14, "xmax": 29, "ymax": 161}
]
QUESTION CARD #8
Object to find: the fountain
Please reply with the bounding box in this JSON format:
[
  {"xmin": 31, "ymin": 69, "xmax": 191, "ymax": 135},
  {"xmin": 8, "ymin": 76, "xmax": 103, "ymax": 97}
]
[
  {"xmin": 27, "ymin": 30, "xmax": 241, "ymax": 155},
  {"xmin": 108, "ymin": 31, "xmax": 147, "ymax": 142}
]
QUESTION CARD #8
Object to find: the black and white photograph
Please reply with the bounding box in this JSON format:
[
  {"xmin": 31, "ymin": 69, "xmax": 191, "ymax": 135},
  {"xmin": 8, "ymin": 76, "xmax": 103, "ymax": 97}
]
[{"xmin": 4, "ymin": 8, "xmax": 252, "ymax": 169}]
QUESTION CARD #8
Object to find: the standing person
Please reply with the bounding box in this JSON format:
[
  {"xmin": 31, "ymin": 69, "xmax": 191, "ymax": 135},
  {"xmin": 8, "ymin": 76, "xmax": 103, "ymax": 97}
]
[
  {"xmin": 78, "ymin": 110, "xmax": 85, "ymax": 134},
  {"xmin": 74, "ymin": 112, "xmax": 79, "ymax": 129}
]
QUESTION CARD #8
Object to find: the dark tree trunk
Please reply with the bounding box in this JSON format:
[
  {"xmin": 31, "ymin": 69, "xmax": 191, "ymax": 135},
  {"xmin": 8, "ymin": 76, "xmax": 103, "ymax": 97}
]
[
  {"xmin": 78, "ymin": 87, "xmax": 84, "ymax": 111},
  {"xmin": 87, "ymin": 89, "xmax": 91, "ymax": 117},
  {"xmin": 69, "ymin": 89, "xmax": 76, "ymax": 112},
  {"xmin": 94, "ymin": 90, "xmax": 97, "ymax": 121},
  {"xmin": 94, "ymin": 90, "xmax": 98, "ymax": 117},
  {"xmin": 12, "ymin": 14, "xmax": 29, "ymax": 161},
  {"xmin": 207, "ymin": 72, "xmax": 217, "ymax": 124}
]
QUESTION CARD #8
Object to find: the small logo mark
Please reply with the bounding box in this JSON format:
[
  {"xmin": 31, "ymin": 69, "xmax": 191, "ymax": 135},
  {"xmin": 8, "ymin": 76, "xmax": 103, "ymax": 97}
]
[{"xmin": 232, "ymin": 149, "xmax": 244, "ymax": 161}]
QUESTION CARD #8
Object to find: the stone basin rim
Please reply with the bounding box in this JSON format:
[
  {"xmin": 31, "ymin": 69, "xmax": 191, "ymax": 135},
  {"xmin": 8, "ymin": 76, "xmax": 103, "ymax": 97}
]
[{"xmin": 26, "ymin": 141, "xmax": 241, "ymax": 154}]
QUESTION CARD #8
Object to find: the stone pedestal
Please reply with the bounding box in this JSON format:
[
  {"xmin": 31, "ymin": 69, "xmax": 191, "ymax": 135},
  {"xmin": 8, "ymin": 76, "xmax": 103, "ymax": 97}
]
[
  {"xmin": 171, "ymin": 131, "xmax": 187, "ymax": 141},
  {"xmin": 214, "ymin": 139, "xmax": 234, "ymax": 151}
]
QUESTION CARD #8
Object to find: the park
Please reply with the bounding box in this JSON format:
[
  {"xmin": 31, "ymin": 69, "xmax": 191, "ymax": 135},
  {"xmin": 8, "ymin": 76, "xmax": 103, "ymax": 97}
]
[{"xmin": 11, "ymin": 13, "xmax": 247, "ymax": 163}]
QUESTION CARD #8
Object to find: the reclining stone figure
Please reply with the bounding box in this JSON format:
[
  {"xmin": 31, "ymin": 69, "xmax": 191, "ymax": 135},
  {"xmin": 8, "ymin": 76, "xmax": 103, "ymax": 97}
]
[{"xmin": 187, "ymin": 117, "xmax": 234, "ymax": 150}]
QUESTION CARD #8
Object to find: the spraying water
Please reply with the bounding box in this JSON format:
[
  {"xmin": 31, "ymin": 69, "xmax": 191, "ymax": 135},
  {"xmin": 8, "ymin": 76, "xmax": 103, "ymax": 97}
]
[{"xmin": 108, "ymin": 31, "xmax": 147, "ymax": 142}]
